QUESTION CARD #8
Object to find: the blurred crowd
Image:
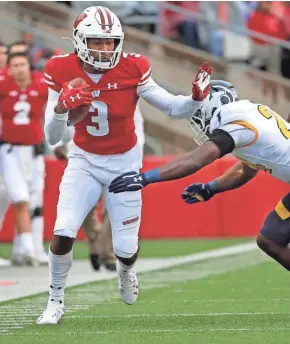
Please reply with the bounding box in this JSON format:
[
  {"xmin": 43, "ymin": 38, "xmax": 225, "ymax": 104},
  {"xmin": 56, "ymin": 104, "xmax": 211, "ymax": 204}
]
[
  {"xmin": 0, "ymin": 31, "xmax": 64, "ymax": 75},
  {"xmin": 55, "ymin": 1, "xmax": 290, "ymax": 79},
  {"xmin": 161, "ymin": 1, "xmax": 290, "ymax": 78}
]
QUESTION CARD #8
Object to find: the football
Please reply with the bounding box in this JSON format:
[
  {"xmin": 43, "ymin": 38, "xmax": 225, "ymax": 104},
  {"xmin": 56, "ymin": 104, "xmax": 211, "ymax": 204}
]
[{"xmin": 67, "ymin": 77, "xmax": 91, "ymax": 126}]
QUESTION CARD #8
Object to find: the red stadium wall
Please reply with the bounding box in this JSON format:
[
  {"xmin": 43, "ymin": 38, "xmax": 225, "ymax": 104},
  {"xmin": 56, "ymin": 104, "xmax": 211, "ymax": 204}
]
[{"xmin": 0, "ymin": 156, "xmax": 288, "ymax": 242}]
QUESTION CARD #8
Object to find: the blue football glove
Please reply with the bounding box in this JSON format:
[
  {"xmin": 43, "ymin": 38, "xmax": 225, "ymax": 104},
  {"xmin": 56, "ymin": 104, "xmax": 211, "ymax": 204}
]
[
  {"xmin": 181, "ymin": 182, "xmax": 215, "ymax": 204},
  {"xmin": 109, "ymin": 171, "xmax": 148, "ymax": 193}
]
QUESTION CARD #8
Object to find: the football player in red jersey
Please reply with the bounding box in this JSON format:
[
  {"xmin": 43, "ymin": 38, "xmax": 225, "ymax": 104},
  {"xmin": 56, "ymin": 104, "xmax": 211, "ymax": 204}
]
[
  {"xmin": 37, "ymin": 6, "xmax": 213, "ymax": 325},
  {"xmin": 0, "ymin": 52, "xmax": 48, "ymax": 266}
]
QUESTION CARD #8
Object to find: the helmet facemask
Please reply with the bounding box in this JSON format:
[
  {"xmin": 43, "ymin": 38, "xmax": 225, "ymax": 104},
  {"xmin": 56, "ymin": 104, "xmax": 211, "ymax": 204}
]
[
  {"xmin": 74, "ymin": 32, "xmax": 124, "ymax": 70},
  {"xmin": 188, "ymin": 80, "xmax": 240, "ymax": 146},
  {"xmin": 188, "ymin": 105, "xmax": 212, "ymax": 146}
]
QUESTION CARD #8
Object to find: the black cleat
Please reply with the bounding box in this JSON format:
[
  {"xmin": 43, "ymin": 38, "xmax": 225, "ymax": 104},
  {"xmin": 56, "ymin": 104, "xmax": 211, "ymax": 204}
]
[
  {"xmin": 104, "ymin": 262, "xmax": 116, "ymax": 271},
  {"xmin": 89, "ymin": 254, "xmax": 101, "ymax": 271}
]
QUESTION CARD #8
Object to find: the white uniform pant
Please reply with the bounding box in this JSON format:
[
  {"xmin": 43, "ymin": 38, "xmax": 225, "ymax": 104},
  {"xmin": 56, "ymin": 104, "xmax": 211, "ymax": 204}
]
[
  {"xmin": 0, "ymin": 144, "xmax": 45, "ymax": 213},
  {"xmin": 54, "ymin": 143, "xmax": 143, "ymax": 259}
]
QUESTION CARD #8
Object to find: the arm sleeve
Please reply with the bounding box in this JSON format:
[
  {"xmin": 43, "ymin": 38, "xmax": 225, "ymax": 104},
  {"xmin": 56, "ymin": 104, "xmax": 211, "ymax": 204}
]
[
  {"xmin": 137, "ymin": 77, "xmax": 203, "ymax": 119},
  {"xmin": 44, "ymin": 88, "xmax": 69, "ymax": 145},
  {"xmin": 218, "ymin": 124, "xmax": 256, "ymax": 147},
  {"xmin": 49, "ymin": 126, "xmax": 74, "ymax": 150},
  {"xmin": 208, "ymin": 123, "xmax": 256, "ymax": 157},
  {"xmin": 208, "ymin": 129, "xmax": 235, "ymax": 157},
  {"xmin": 134, "ymin": 104, "xmax": 145, "ymax": 148}
]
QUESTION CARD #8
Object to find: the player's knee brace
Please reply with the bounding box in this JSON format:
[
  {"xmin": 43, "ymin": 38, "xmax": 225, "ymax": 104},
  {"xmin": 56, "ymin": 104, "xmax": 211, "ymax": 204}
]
[{"xmin": 113, "ymin": 232, "xmax": 138, "ymax": 259}]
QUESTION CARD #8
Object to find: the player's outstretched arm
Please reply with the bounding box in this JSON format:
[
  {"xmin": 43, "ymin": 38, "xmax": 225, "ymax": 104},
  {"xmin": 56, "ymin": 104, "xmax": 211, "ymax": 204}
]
[
  {"xmin": 137, "ymin": 62, "xmax": 212, "ymax": 119},
  {"xmin": 109, "ymin": 141, "xmax": 221, "ymax": 193},
  {"xmin": 155, "ymin": 141, "xmax": 221, "ymax": 181},
  {"xmin": 182, "ymin": 161, "xmax": 258, "ymax": 204},
  {"xmin": 213, "ymin": 161, "xmax": 258, "ymax": 192}
]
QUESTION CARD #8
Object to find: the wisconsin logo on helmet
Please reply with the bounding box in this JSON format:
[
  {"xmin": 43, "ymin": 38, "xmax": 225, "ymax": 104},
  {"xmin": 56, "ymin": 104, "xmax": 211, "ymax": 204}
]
[
  {"xmin": 95, "ymin": 6, "xmax": 114, "ymax": 32},
  {"xmin": 74, "ymin": 12, "xmax": 88, "ymax": 29}
]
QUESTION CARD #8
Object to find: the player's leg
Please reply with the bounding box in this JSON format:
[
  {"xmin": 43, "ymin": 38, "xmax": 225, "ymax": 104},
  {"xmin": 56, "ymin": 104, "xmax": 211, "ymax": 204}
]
[
  {"xmin": 0, "ymin": 177, "xmax": 10, "ymax": 229},
  {"xmin": 99, "ymin": 208, "xmax": 116, "ymax": 271},
  {"xmin": 103, "ymin": 142, "xmax": 143, "ymax": 303},
  {"xmin": 0, "ymin": 145, "xmax": 36, "ymax": 265},
  {"xmin": 82, "ymin": 204, "xmax": 102, "ymax": 270},
  {"xmin": 257, "ymin": 192, "xmax": 290, "ymax": 270},
  {"xmin": 37, "ymin": 155, "xmax": 103, "ymax": 325},
  {"xmin": 28, "ymin": 152, "xmax": 47, "ymax": 264},
  {"xmin": 105, "ymin": 187, "xmax": 141, "ymax": 304},
  {"xmin": 83, "ymin": 198, "xmax": 116, "ymax": 271}
]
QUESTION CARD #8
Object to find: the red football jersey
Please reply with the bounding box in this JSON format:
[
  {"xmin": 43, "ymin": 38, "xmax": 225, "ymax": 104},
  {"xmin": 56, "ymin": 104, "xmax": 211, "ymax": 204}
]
[
  {"xmin": 44, "ymin": 52, "xmax": 151, "ymax": 155},
  {"xmin": 0, "ymin": 71, "xmax": 48, "ymax": 145}
]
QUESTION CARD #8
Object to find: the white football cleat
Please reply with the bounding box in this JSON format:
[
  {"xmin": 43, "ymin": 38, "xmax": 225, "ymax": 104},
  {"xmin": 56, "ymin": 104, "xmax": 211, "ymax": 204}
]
[
  {"xmin": 11, "ymin": 252, "xmax": 39, "ymax": 267},
  {"xmin": 36, "ymin": 251, "xmax": 49, "ymax": 265},
  {"xmin": 11, "ymin": 253, "xmax": 25, "ymax": 266},
  {"xmin": 36, "ymin": 302, "xmax": 64, "ymax": 325},
  {"xmin": 117, "ymin": 261, "xmax": 139, "ymax": 305},
  {"xmin": 23, "ymin": 252, "xmax": 39, "ymax": 267}
]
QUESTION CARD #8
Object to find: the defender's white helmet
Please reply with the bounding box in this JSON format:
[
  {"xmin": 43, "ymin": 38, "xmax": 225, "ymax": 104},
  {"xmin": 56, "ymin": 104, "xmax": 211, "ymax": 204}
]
[
  {"xmin": 73, "ymin": 6, "xmax": 124, "ymax": 70},
  {"xmin": 188, "ymin": 80, "xmax": 239, "ymax": 145}
]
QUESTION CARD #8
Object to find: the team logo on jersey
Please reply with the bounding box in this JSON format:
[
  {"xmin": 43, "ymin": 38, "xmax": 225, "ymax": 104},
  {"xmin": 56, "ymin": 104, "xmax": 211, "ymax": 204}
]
[
  {"xmin": 9, "ymin": 90, "xmax": 18, "ymax": 97},
  {"xmin": 107, "ymin": 82, "xmax": 117, "ymax": 89},
  {"xmin": 29, "ymin": 90, "xmax": 38, "ymax": 97},
  {"xmin": 92, "ymin": 90, "xmax": 100, "ymax": 98},
  {"xmin": 20, "ymin": 94, "xmax": 27, "ymax": 101}
]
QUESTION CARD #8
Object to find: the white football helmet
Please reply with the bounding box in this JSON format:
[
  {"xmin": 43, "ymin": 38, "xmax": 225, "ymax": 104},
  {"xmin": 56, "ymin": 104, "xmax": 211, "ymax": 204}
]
[
  {"xmin": 73, "ymin": 6, "xmax": 124, "ymax": 70},
  {"xmin": 188, "ymin": 80, "xmax": 239, "ymax": 145}
]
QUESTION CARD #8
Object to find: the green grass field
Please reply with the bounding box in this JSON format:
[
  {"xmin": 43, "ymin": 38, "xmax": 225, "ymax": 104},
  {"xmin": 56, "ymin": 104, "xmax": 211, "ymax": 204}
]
[
  {"xmin": 1, "ymin": 238, "xmax": 289, "ymax": 344},
  {"xmin": 0, "ymin": 238, "xmax": 251, "ymax": 259}
]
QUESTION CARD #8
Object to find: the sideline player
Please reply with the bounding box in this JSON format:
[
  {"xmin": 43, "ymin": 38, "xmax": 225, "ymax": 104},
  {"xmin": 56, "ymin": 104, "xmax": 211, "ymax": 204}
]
[
  {"xmin": 37, "ymin": 6, "xmax": 212, "ymax": 324},
  {"xmin": 0, "ymin": 52, "xmax": 48, "ymax": 265},
  {"xmin": 109, "ymin": 80, "xmax": 290, "ymax": 275}
]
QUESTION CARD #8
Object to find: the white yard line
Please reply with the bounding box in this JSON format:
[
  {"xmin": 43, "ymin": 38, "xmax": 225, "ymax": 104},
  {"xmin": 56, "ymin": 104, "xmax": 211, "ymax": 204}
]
[
  {"xmin": 65, "ymin": 312, "xmax": 283, "ymax": 319},
  {"xmin": 4, "ymin": 328, "xmax": 290, "ymax": 335}
]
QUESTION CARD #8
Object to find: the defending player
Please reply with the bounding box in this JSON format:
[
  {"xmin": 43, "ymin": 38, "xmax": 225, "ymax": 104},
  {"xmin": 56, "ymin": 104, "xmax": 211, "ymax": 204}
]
[{"xmin": 110, "ymin": 80, "xmax": 290, "ymax": 276}]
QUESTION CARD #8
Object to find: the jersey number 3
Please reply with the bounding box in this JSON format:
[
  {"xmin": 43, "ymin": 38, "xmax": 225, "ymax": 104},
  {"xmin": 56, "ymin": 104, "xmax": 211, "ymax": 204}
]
[
  {"xmin": 86, "ymin": 91, "xmax": 109, "ymax": 136},
  {"xmin": 258, "ymin": 105, "xmax": 290, "ymax": 139}
]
